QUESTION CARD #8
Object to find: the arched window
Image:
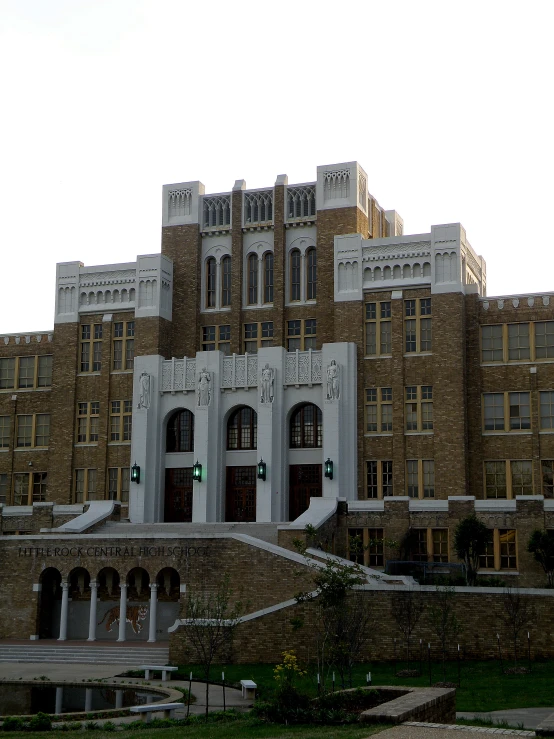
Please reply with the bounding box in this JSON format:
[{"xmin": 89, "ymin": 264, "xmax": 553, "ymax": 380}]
[
  {"xmin": 290, "ymin": 403, "xmax": 322, "ymax": 448},
  {"xmin": 290, "ymin": 249, "xmax": 301, "ymax": 301},
  {"xmin": 247, "ymin": 254, "xmax": 258, "ymax": 305},
  {"xmin": 227, "ymin": 406, "xmax": 257, "ymax": 450},
  {"xmin": 166, "ymin": 409, "xmax": 194, "ymax": 452},
  {"xmin": 263, "ymin": 252, "xmax": 274, "ymax": 303},
  {"xmin": 306, "ymin": 248, "xmax": 317, "ymax": 300},
  {"xmin": 206, "ymin": 258, "xmax": 216, "ymax": 308},
  {"xmin": 221, "ymin": 256, "xmax": 231, "ymax": 307}
]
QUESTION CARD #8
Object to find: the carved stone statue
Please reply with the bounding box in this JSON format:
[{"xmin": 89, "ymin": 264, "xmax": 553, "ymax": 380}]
[
  {"xmin": 260, "ymin": 363, "xmax": 275, "ymax": 404},
  {"xmin": 197, "ymin": 367, "xmax": 211, "ymax": 406},
  {"xmin": 137, "ymin": 372, "xmax": 151, "ymax": 409},
  {"xmin": 326, "ymin": 359, "xmax": 340, "ymax": 400}
]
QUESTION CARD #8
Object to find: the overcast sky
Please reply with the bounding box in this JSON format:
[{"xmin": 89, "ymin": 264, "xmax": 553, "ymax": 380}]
[{"xmin": 1, "ymin": 0, "xmax": 553, "ymax": 334}]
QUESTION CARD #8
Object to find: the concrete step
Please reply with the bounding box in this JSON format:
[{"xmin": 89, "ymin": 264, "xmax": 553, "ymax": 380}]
[
  {"xmin": 0, "ymin": 644, "xmax": 169, "ymax": 665},
  {"xmin": 99, "ymin": 521, "xmax": 280, "ymax": 544}
]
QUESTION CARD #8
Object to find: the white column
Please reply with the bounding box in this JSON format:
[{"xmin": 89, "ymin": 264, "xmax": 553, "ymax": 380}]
[
  {"xmin": 87, "ymin": 581, "xmax": 98, "ymax": 642},
  {"xmin": 85, "ymin": 688, "xmax": 92, "ymax": 712},
  {"xmin": 148, "ymin": 583, "xmax": 158, "ymax": 643},
  {"xmin": 58, "ymin": 582, "xmax": 69, "ymax": 641},
  {"xmin": 55, "ymin": 687, "xmax": 63, "ymax": 715},
  {"xmin": 117, "ymin": 583, "xmax": 127, "ymax": 642},
  {"xmin": 115, "ymin": 690, "xmax": 123, "ymax": 709}
]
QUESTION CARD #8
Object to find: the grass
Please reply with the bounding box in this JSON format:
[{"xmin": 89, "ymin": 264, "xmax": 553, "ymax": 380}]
[
  {"xmin": 0, "ymin": 718, "xmax": 392, "ymax": 739},
  {"xmin": 173, "ymin": 658, "xmax": 554, "ymax": 712}
]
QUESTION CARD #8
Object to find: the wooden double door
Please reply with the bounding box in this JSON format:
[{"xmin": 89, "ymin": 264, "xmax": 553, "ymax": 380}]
[
  {"xmin": 289, "ymin": 464, "xmax": 322, "ymax": 521},
  {"xmin": 165, "ymin": 468, "xmax": 193, "ymax": 522},
  {"xmin": 226, "ymin": 466, "xmax": 256, "ymax": 522}
]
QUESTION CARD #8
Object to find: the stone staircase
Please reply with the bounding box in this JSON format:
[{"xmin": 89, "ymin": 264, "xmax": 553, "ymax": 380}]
[
  {"xmin": 0, "ymin": 643, "xmax": 169, "ymax": 665},
  {"xmin": 99, "ymin": 521, "xmax": 281, "ymax": 545}
]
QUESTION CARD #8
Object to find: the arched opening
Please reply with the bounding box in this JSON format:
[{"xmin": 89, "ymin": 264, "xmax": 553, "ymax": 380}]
[
  {"xmin": 263, "ymin": 251, "xmax": 274, "ymax": 303},
  {"xmin": 164, "ymin": 409, "xmax": 194, "ymax": 523},
  {"xmin": 247, "ymin": 253, "xmax": 258, "ymax": 304},
  {"xmin": 221, "ymin": 256, "xmax": 231, "ymax": 307},
  {"xmin": 206, "ymin": 257, "xmax": 216, "ymax": 308},
  {"xmin": 38, "ymin": 568, "xmax": 62, "ymax": 639},
  {"xmin": 156, "ymin": 568, "xmax": 180, "ymax": 602},
  {"xmin": 127, "ymin": 567, "xmax": 150, "ymax": 600},
  {"xmin": 227, "ymin": 406, "xmax": 257, "ymax": 450},
  {"xmin": 95, "ymin": 567, "xmax": 121, "ymax": 640},
  {"xmin": 288, "ymin": 403, "xmax": 323, "ymax": 521},
  {"xmin": 166, "ymin": 409, "xmax": 194, "ymax": 452},
  {"xmin": 306, "ymin": 247, "xmax": 317, "ymax": 300},
  {"xmin": 68, "ymin": 567, "xmax": 91, "ymax": 600},
  {"xmin": 226, "ymin": 406, "xmax": 258, "ymax": 522},
  {"xmin": 290, "ymin": 249, "xmax": 301, "ymax": 301}
]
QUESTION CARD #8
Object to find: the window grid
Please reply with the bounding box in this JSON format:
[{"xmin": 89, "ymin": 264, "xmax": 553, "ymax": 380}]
[
  {"xmin": 108, "ymin": 467, "xmax": 130, "ymax": 503},
  {"xmin": 16, "ymin": 414, "xmax": 50, "ymax": 448},
  {"xmin": 405, "ymin": 385, "xmax": 433, "ymax": 432},
  {"xmin": 221, "ymin": 256, "xmax": 232, "ymax": 307},
  {"xmin": 542, "ymin": 460, "xmax": 554, "ymax": 498},
  {"xmin": 74, "ymin": 468, "xmax": 97, "ymax": 503},
  {"xmin": 481, "ymin": 322, "xmax": 554, "ymax": 364},
  {"xmin": 13, "ymin": 471, "xmax": 47, "ymax": 505},
  {"xmin": 202, "ymin": 325, "xmax": 231, "ymax": 355},
  {"xmin": 0, "ymin": 355, "xmax": 53, "ymax": 390},
  {"xmin": 286, "ymin": 319, "xmax": 316, "ymax": 351},
  {"xmin": 484, "ymin": 460, "xmax": 534, "ymax": 498},
  {"xmin": 247, "ymin": 254, "xmax": 258, "ymax": 305},
  {"xmin": 243, "ymin": 322, "xmax": 274, "ymax": 353},
  {"xmin": 306, "ymin": 248, "xmax": 317, "ymax": 301},
  {"xmin": 483, "ymin": 391, "xmax": 531, "ymax": 432},
  {"xmin": 206, "ymin": 257, "xmax": 216, "ymax": 308},
  {"xmin": 406, "ymin": 459, "xmax": 435, "ymax": 498},
  {"xmin": 411, "ymin": 528, "xmax": 448, "ymax": 563},
  {"xmin": 480, "ymin": 529, "xmax": 517, "ymax": 571},
  {"xmin": 0, "ymin": 473, "xmax": 7, "ymax": 505},
  {"xmin": 540, "ymin": 391, "xmax": 554, "ymax": 429},
  {"xmin": 290, "ymin": 404, "xmax": 322, "ymax": 448},
  {"xmin": 0, "ymin": 416, "xmax": 10, "ymax": 448},
  {"xmin": 227, "ymin": 407, "xmax": 258, "ymax": 450},
  {"xmin": 113, "ymin": 321, "xmax": 135, "ymax": 371},
  {"xmin": 365, "ymin": 460, "xmax": 393, "ymax": 498},
  {"xmin": 264, "ymin": 252, "xmax": 274, "ymax": 304},
  {"xmin": 110, "ymin": 400, "xmax": 132, "ymax": 442},
  {"xmin": 80, "ymin": 324, "xmax": 103, "ymax": 373},
  {"xmin": 76, "ymin": 402, "xmax": 100, "ymax": 443},
  {"xmin": 290, "ymin": 250, "xmax": 301, "ymax": 301},
  {"xmin": 365, "ymin": 388, "xmax": 392, "ymax": 433},
  {"xmin": 405, "ymin": 298, "xmax": 432, "ymax": 354},
  {"xmin": 365, "ymin": 301, "xmax": 392, "ymax": 356},
  {"xmin": 348, "ymin": 528, "xmax": 384, "ymax": 567}
]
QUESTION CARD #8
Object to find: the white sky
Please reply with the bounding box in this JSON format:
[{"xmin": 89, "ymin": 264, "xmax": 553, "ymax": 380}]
[{"xmin": 1, "ymin": 0, "xmax": 553, "ymax": 334}]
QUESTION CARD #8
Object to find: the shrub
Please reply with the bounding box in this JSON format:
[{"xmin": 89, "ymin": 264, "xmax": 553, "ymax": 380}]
[
  {"xmin": 1, "ymin": 716, "xmax": 26, "ymax": 731},
  {"xmin": 102, "ymin": 721, "xmax": 117, "ymax": 732},
  {"xmin": 28, "ymin": 712, "xmax": 52, "ymax": 731}
]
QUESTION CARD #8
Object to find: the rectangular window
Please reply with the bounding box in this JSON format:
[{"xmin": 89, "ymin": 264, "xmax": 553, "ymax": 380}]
[
  {"xmin": 542, "ymin": 460, "xmax": 554, "ymax": 498},
  {"xmin": 481, "ymin": 325, "xmax": 503, "ymax": 362},
  {"xmin": 508, "ymin": 323, "xmax": 530, "ymax": 361},
  {"xmin": 535, "ymin": 321, "xmax": 554, "ymax": 359},
  {"xmin": 11, "ymin": 472, "xmax": 47, "ymax": 505},
  {"xmin": 405, "ymin": 385, "xmax": 433, "ymax": 432},
  {"xmin": 405, "ymin": 298, "xmax": 432, "ymax": 354},
  {"xmin": 411, "ymin": 528, "xmax": 448, "ymax": 563},
  {"xmin": 80, "ymin": 324, "xmax": 103, "ymax": 373},
  {"xmin": 244, "ymin": 322, "xmax": 274, "ymax": 353},
  {"xmin": 0, "ymin": 358, "xmax": 15, "ymax": 389},
  {"xmin": 483, "ymin": 391, "xmax": 530, "ymax": 432},
  {"xmin": 348, "ymin": 528, "xmax": 384, "ymax": 567},
  {"xmin": 0, "ymin": 416, "xmax": 10, "ymax": 448},
  {"xmin": 406, "ymin": 459, "xmax": 435, "ymax": 498},
  {"xmin": 108, "ymin": 467, "xmax": 130, "ymax": 503},
  {"xmin": 37, "ymin": 355, "xmax": 53, "ymax": 387},
  {"xmin": 540, "ymin": 391, "xmax": 554, "ymax": 429},
  {"xmin": 13, "ymin": 472, "xmax": 30, "ymax": 505},
  {"xmin": 202, "ymin": 325, "xmax": 231, "ymax": 354},
  {"xmin": 0, "ymin": 355, "xmax": 53, "ymax": 390},
  {"xmin": 32, "ymin": 471, "xmax": 47, "ymax": 502},
  {"xmin": 286, "ymin": 319, "xmax": 317, "ymax": 351},
  {"xmin": 485, "ymin": 460, "xmax": 534, "ymax": 498},
  {"xmin": 365, "ymin": 388, "xmax": 392, "ymax": 433},
  {"xmin": 264, "ymin": 252, "xmax": 274, "ymax": 304},
  {"xmin": 110, "ymin": 400, "xmax": 132, "ymax": 442},
  {"xmin": 76, "ymin": 402, "xmax": 100, "ymax": 443},
  {"xmin": 365, "ymin": 301, "xmax": 392, "ymax": 356},
  {"xmin": 113, "ymin": 320, "xmax": 134, "ymax": 371},
  {"xmin": 18, "ymin": 357, "xmax": 35, "ymax": 388},
  {"xmin": 366, "ymin": 460, "xmax": 393, "ymax": 498},
  {"xmin": 16, "ymin": 414, "xmax": 49, "ymax": 448},
  {"xmin": 74, "ymin": 468, "xmax": 97, "ymax": 503},
  {"xmin": 480, "ymin": 529, "xmax": 517, "ymax": 571},
  {"xmin": 0, "ymin": 473, "xmax": 7, "ymax": 505}
]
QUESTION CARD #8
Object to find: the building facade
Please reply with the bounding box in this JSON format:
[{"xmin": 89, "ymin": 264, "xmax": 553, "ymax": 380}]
[{"xmin": 1, "ymin": 160, "xmax": 554, "ymax": 595}]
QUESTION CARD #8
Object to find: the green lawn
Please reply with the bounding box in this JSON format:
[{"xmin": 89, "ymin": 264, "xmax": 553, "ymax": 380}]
[{"xmin": 175, "ymin": 659, "xmax": 554, "ymax": 713}]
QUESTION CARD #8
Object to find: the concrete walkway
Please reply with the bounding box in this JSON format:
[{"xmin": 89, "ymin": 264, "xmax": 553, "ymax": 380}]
[
  {"xmin": 458, "ymin": 707, "xmax": 554, "ymax": 730},
  {"xmin": 376, "ymin": 726, "xmax": 534, "ymax": 737}
]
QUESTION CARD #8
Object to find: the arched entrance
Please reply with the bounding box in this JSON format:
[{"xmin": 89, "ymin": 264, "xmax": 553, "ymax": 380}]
[
  {"xmin": 38, "ymin": 568, "xmax": 62, "ymax": 639},
  {"xmin": 288, "ymin": 403, "xmax": 323, "ymax": 520},
  {"xmin": 225, "ymin": 406, "xmax": 257, "ymax": 522},
  {"xmin": 164, "ymin": 409, "xmax": 194, "ymax": 522}
]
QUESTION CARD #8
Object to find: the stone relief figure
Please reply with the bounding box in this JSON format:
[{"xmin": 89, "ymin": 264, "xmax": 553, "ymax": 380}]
[
  {"xmin": 326, "ymin": 359, "xmax": 340, "ymax": 400},
  {"xmin": 197, "ymin": 367, "xmax": 211, "ymax": 406},
  {"xmin": 260, "ymin": 363, "xmax": 275, "ymax": 404},
  {"xmin": 137, "ymin": 372, "xmax": 151, "ymax": 409}
]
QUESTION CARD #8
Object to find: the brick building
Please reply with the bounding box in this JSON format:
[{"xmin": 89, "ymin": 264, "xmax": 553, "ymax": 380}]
[{"xmin": 1, "ymin": 160, "xmax": 554, "ymax": 647}]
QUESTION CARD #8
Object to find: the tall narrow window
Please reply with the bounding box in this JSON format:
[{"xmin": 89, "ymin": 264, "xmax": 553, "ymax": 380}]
[
  {"xmin": 290, "ymin": 250, "xmax": 301, "ymax": 301},
  {"xmin": 290, "ymin": 404, "xmax": 323, "ymax": 448},
  {"xmin": 166, "ymin": 409, "xmax": 194, "ymax": 452},
  {"xmin": 221, "ymin": 256, "xmax": 231, "ymax": 307},
  {"xmin": 112, "ymin": 321, "xmax": 134, "ymax": 371},
  {"xmin": 306, "ymin": 248, "xmax": 317, "ymax": 300},
  {"xmin": 263, "ymin": 252, "xmax": 274, "ymax": 303},
  {"xmin": 227, "ymin": 407, "xmax": 257, "ymax": 450},
  {"xmin": 206, "ymin": 257, "xmax": 216, "ymax": 308},
  {"xmin": 247, "ymin": 254, "xmax": 258, "ymax": 305}
]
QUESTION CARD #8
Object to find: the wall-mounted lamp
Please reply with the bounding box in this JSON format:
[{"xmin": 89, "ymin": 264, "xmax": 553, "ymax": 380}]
[
  {"xmin": 324, "ymin": 458, "xmax": 334, "ymax": 480},
  {"xmin": 131, "ymin": 462, "xmax": 141, "ymax": 484},
  {"xmin": 193, "ymin": 460, "xmax": 202, "ymax": 482},
  {"xmin": 257, "ymin": 459, "xmax": 267, "ymax": 481}
]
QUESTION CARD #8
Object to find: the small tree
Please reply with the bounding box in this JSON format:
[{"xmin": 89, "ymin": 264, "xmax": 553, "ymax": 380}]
[
  {"xmin": 501, "ymin": 586, "xmax": 533, "ymax": 668},
  {"xmin": 527, "ymin": 529, "xmax": 554, "ymax": 587},
  {"xmin": 391, "ymin": 588, "xmax": 425, "ymax": 669},
  {"xmin": 428, "ymin": 586, "xmax": 460, "ymax": 681},
  {"xmin": 181, "ymin": 575, "xmax": 243, "ymax": 718},
  {"xmin": 454, "ymin": 514, "xmax": 490, "ymax": 586}
]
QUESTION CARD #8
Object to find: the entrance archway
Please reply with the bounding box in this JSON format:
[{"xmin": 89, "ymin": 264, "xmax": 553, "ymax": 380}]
[{"xmin": 38, "ymin": 568, "xmax": 62, "ymax": 639}]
